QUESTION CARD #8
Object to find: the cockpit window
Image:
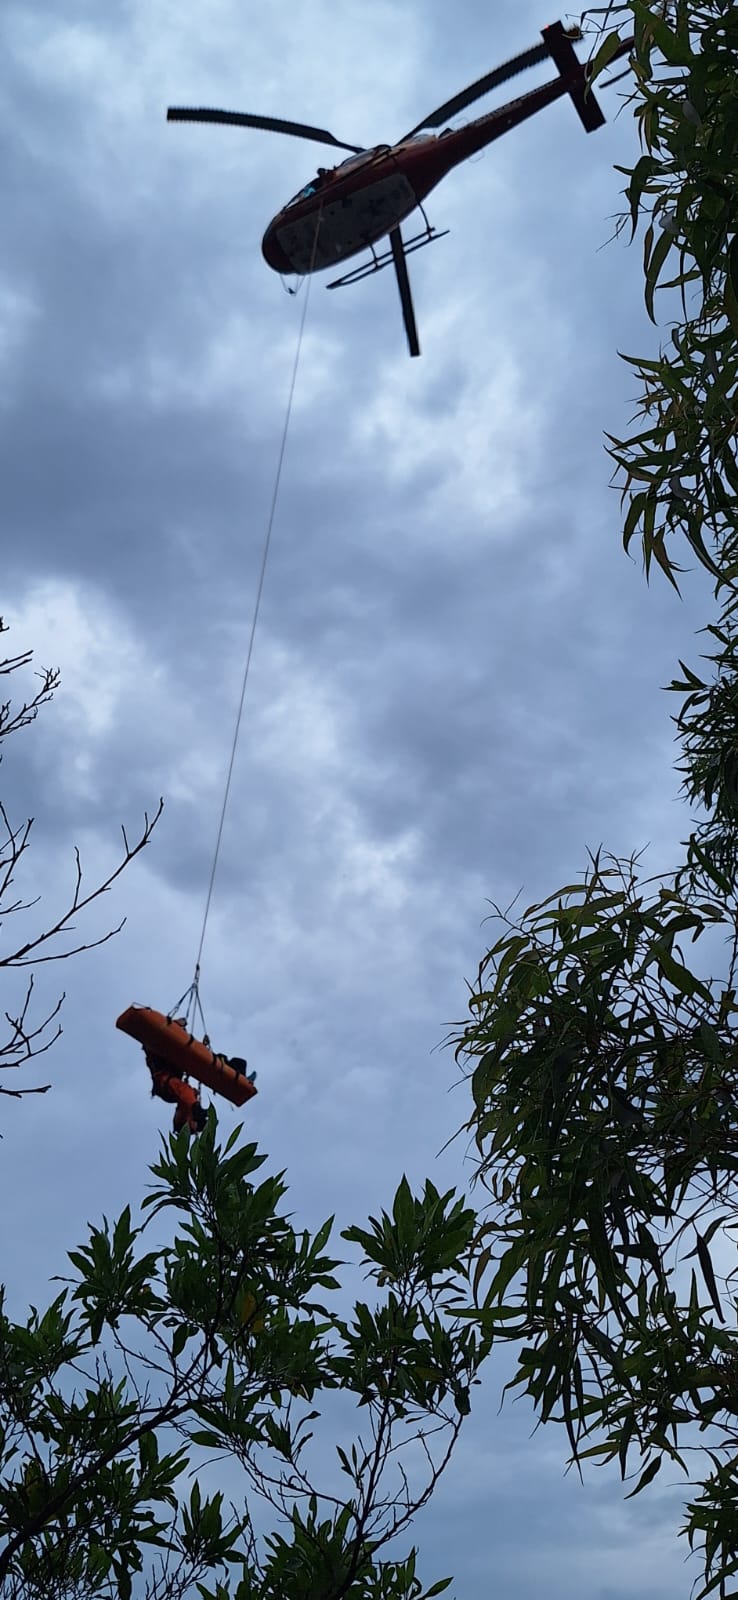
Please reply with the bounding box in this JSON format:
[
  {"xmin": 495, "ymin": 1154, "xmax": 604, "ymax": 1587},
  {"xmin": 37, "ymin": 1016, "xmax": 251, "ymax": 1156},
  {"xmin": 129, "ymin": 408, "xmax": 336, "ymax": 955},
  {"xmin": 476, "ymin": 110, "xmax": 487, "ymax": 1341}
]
[
  {"xmin": 285, "ymin": 181, "xmax": 318, "ymax": 208},
  {"xmin": 282, "ymin": 145, "xmax": 386, "ymax": 209}
]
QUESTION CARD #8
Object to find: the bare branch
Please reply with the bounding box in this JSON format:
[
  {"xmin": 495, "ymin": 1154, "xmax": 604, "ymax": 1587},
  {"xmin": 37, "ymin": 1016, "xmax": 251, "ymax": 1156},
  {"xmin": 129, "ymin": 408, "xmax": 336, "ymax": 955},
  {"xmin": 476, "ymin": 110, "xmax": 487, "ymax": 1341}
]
[
  {"xmin": 0, "ymin": 621, "xmax": 164, "ymax": 1102},
  {"xmin": 2, "ymin": 800, "xmax": 164, "ymax": 968},
  {"xmin": 0, "ymin": 622, "xmax": 59, "ymax": 744}
]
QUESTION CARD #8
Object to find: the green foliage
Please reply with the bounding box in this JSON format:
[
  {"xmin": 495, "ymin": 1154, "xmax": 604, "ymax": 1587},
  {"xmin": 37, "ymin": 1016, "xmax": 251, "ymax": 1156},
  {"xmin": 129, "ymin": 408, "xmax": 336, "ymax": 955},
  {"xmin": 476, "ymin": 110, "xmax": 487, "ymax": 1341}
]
[
  {"xmin": 592, "ymin": 3, "xmax": 738, "ymax": 597},
  {"xmin": 590, "ymin": 2, "xmax": 738, "ymax": 892},
  {"xmin": 595, "ymin": 0, "xmax": 736, "ymax": 902},
  {"xmin": 0, "ymin": 1119, "xmax": 485, "ymax": 1598},
  {"xmin": 455, "ymin": 845, "xmax": 738, "ymax": 1594},
  {"xmin": 667, "ymin": 615, "xmax": 738, "ymax": 894},
  {"xmin": 451, "ymin": 9, "xmax": 738, "ymax": 1591}
]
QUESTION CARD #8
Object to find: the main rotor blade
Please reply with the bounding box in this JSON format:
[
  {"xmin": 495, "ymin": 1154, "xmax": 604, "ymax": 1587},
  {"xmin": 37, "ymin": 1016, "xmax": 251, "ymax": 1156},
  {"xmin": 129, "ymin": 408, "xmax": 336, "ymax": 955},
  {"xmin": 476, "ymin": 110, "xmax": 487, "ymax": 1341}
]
[
  {"xmin": 166, "ymin": 107, "xmax": 364, "ymax": 153},
  {"xmin": 389, "ymin": 228, "xmax": 420, "ymax": 358},
  {"xmin": 402, "ymin": 40, "xmax": 549, "ymax": 138}
]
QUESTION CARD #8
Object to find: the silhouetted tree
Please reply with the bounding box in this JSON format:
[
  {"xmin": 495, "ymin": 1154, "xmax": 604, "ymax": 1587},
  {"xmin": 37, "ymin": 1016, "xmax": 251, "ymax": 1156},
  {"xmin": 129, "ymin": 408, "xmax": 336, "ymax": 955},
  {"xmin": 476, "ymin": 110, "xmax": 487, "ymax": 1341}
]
[{"xmin": 0, "ymin": 617, "xmax": 161, "ymax": 1101}]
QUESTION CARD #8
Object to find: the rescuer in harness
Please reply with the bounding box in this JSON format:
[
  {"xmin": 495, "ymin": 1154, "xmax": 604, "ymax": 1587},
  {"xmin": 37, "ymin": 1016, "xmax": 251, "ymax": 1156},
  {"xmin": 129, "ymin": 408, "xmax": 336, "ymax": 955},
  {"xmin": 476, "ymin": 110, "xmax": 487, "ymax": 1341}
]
[
  {"xmin": 144, "ymin": 1017, "xmax": 256, "ymax": 1135},
  {"xmin": 145, "ymin": 1039, "xmax": 206, "ymax": 1135}
]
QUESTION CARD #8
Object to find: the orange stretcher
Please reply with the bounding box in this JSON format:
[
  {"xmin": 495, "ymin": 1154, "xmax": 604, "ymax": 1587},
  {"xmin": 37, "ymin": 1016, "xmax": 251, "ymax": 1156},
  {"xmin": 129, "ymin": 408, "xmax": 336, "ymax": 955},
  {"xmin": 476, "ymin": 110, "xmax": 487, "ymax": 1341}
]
[{"xmin": 116, "ymin": 1006, "xmax": 258, "ymax": 1109}]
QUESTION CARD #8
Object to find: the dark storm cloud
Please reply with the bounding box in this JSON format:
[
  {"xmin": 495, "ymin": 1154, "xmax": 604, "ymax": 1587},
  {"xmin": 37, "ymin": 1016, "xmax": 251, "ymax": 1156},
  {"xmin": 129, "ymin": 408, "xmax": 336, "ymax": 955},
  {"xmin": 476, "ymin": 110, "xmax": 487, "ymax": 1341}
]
[{"xmin": 0, "ymin": 3, "xmax": 712, "ymax": 1595}]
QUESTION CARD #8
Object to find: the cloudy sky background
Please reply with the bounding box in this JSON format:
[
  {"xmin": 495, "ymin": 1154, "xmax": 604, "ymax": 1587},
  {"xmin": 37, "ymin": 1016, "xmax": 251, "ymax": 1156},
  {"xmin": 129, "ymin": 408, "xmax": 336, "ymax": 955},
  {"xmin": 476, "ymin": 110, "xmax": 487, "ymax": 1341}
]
[{"xmin": 1, "ymin": 0, "xmax": 719, "ymax": 1593}]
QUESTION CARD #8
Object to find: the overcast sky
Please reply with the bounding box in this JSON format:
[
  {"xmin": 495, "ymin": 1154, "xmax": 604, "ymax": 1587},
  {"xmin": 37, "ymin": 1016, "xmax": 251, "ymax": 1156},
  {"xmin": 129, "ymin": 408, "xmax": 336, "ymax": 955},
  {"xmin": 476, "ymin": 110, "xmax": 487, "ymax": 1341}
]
[{"xmin": 1, "ymin": 1, "xmax": 715, "ymax": 1594}]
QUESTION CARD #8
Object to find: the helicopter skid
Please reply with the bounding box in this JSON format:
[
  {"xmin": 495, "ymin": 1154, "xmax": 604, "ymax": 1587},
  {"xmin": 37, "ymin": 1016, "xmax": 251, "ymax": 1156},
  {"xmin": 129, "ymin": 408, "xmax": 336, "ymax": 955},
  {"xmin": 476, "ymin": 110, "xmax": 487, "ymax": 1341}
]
[{"xmin": 325, "ymin": 224, "xmax": 450, "ymax": 290}]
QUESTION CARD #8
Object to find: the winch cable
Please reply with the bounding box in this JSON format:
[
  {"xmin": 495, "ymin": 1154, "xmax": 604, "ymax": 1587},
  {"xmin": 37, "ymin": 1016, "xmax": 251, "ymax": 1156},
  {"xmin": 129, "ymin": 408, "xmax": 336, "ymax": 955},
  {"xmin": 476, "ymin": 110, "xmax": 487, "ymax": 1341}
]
[{"xmin": 180, "ymin": 207, "xmax": 325, "ymax": 1033}]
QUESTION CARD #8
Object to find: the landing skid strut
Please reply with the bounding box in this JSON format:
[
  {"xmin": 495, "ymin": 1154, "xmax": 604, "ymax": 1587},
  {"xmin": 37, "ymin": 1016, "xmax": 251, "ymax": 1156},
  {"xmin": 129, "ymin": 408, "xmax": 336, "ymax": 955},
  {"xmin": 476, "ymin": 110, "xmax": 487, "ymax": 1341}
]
[{"xmin": 326, "ymin": 219, "xmax": 449, "ymax": 357}]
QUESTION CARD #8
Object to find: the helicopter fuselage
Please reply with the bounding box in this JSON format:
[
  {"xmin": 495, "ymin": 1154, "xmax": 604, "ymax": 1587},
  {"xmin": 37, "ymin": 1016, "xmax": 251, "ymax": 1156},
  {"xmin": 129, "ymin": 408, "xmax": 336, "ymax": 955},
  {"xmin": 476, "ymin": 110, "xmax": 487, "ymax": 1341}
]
[
  {"xmin": 168, "ymin": 21, "xmax": 632, "ymax": 354},
  {"xmin": 261, "ymin": 73, "xmax": 569, "ymax": 277}
]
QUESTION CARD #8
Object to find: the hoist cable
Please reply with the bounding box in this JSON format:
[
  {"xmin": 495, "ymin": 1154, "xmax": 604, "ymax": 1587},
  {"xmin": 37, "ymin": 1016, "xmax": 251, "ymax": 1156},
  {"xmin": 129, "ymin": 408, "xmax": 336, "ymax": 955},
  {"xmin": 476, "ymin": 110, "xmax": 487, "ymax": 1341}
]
[
  {"xmin": 191, "ymin": 208, "xmax": 324, "ymax": 998},
  {"xmin": 168, "ymin": 978, "xmax": 209, "ymax": 1042}
]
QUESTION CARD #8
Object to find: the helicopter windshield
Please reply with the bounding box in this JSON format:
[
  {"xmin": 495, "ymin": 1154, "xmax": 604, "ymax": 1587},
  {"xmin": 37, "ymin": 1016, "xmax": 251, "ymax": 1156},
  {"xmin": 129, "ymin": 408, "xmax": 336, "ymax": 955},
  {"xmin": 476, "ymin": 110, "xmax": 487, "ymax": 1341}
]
[
  {"xmin": 284, "ymin": 178, "xmax": 322, "ymax": 208},
  {"xmin": 283, "ymin": 148, "xmax": 378, "ymax": 209}
]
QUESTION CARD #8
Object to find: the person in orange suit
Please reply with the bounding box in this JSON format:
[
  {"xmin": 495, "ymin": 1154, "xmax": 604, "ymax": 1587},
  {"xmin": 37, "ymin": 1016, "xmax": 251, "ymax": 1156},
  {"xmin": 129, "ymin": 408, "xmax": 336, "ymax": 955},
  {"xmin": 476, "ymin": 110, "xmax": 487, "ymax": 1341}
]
[
  {"xmin": 143, "ymin": 1017, "xmax": 256, "ymax": 1132},
  {"xmin": 145, "ymin": 1016, "xmax": 207, "ymax": 1133}
]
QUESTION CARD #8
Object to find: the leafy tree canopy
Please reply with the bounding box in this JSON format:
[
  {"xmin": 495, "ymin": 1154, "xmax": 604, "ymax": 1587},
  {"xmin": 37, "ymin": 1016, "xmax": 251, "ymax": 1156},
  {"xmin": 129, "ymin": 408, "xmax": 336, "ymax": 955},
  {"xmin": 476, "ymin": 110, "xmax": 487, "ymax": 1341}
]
[
  {"xmin": 0, "ymin": 1118, "xmax": 487, "ymax": 1599},
  {"xmin": 455, "ymin": 5, "xmax": 738, "ymax": 1594}
]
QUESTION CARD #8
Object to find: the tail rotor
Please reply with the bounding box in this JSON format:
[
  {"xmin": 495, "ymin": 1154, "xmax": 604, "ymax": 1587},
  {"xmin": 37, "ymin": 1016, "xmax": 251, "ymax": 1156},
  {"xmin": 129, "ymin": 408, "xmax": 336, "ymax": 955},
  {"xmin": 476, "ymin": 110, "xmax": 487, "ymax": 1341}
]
[{"xmin": 541, "ymin": 20, "xmax": 605, "ymax": 133}]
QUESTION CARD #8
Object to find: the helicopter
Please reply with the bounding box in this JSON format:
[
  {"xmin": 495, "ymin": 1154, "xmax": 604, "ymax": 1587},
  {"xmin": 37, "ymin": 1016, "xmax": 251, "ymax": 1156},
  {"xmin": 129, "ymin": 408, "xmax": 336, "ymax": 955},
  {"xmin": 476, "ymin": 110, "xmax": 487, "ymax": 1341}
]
[{"xmin": 168, "ymin": 21, "xmax": 632, "ymax": 358}]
